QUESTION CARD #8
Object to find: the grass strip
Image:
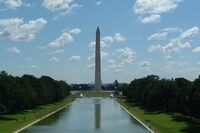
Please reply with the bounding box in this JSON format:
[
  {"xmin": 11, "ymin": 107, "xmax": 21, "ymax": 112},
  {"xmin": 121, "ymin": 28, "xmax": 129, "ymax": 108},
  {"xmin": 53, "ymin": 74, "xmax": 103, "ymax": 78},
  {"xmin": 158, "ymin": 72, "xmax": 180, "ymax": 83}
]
[
  {"xmin": 117, "ymin": 99, "xmax": 200, "ymax": 133},
  {"xmin": 83, "ymin": 91, "xmax": 111, "ymax": 97},
  {"xmin": 0, "ymin": 97, "xmax": 74, "ymax": 133}
]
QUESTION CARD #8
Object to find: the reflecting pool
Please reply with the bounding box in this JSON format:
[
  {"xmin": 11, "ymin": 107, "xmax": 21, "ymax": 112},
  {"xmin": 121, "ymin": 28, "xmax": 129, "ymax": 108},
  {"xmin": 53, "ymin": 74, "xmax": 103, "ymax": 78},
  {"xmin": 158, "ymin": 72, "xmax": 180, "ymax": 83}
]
[{"xmin": 20, "ymin": 98, "xmax": 150, "ymax": 133}]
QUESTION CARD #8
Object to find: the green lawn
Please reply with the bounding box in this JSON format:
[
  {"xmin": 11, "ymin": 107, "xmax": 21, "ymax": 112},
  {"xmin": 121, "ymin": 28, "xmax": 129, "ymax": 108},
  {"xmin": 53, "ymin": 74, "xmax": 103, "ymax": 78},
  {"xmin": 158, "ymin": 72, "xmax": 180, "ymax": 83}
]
[
  {"xmin": 0, "ymin": 97, "xmax": 74, "ymax": 133},
  {"xmin": 117, "ymin": 99, "xmax": 200, "ymax": 133},
  {"xmin": 83, "ymin": 91, "xmax": 111, "ymax": 97}
]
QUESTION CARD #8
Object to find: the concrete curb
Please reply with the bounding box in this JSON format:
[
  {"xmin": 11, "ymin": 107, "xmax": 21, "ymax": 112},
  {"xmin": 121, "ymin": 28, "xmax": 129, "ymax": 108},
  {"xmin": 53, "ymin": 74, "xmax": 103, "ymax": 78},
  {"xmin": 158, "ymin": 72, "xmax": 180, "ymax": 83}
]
[
  {"xmin": 114, "ymin": 99, "xmax": 154, "ymax": 133},
  {"xmin": 14, "ymin": 100, "xmax": 76, "ymax": 133}
]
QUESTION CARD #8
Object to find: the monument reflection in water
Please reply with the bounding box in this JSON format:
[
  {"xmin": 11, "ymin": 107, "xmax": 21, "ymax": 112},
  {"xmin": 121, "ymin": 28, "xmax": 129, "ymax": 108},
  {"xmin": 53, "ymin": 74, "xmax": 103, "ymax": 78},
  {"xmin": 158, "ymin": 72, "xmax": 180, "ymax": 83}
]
[{"xmin": 94, "ymin": 99, "xmax": 101, "ymax": 129}]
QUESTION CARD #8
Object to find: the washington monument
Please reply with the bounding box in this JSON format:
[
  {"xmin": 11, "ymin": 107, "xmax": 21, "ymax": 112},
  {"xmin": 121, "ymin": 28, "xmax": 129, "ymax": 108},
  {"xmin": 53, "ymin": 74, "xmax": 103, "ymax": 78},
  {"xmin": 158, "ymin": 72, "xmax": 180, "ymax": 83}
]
[{"xmin": 95, "ymin": 27, "xmax": 101, "ymax": 91}]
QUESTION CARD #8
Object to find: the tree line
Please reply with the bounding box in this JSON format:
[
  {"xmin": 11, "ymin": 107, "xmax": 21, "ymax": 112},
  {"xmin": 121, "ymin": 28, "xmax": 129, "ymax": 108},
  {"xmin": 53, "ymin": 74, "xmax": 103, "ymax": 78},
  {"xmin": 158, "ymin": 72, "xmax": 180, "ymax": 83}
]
[
  {"xmin": 121, "ymin": 75, "xmax": 200, "ymax": 119},
  {"xmin": 0, "ymin": 71, "xmax": 70, "ymax": 114}
]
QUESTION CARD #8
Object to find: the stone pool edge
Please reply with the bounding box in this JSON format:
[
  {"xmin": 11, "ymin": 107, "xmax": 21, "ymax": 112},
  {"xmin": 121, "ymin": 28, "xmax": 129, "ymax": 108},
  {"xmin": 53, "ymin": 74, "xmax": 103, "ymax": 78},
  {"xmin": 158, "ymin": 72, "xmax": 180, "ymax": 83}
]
[
  {"xmin": 14, "ymin": 100, "xmax": 76, "ymax": 133},
  {"xmin": 114, "ymin": 99, "xmax": 154, "ymax": 133}
]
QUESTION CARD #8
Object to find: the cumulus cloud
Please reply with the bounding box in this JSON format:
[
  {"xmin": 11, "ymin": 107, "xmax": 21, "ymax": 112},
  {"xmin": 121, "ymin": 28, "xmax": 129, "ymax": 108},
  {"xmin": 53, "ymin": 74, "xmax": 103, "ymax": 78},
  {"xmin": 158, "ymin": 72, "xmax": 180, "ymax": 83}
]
[
  {"xmin": 180, "ymin": 26, "xmax": 199, "ymax": 40},
  {"xmin": 89, "ymin": 33, "xmax": 125, "ymax": 49},
  {"xmin": 0, "ymin": 18, "xmax": 47, "ymax": 41},
  {"xmin": 113, "ymin": 33, "xmax": 126, "ymax": 42},
  {"xmin": 30, "ymin": 65, "xmax": 40, "ymax": 69},
  {"xmin": 148, "ymin": 32, "xmax": 168, "ymax": 40},
  {"xmin": 148, "ymin": 26, "xmax": 199, "ymax": 53},
  {"xmin": 7, "ymin": 46, "xmax": 20, "ymax": 54},
  {"xmin": 87, "ymin": 63, "xmax": 95, "ymax": 69},
  {"xmin": 165, "ymin": 60, "xmax": 188, "ymax": 71},
  {"xmin": 107, "ymin": 59, "xmax": 123, "ymax": 73},
  {"xmin": 70, "ymin": 56, "xmax": 81, "ymax": 61},
  {"xmin": 69, "ymin": 28, "xmax": 81, "ymax": 34},
  {"xmin": 193, "ymin": 47, "xmax": 200, "ymax": 53},
  {"xmin": 51, "ymin": 49, "xmax": 64, "ymax": 54},
  {"xmin": 140, "ymin": 61, "xmax": 151, "ymax": 67},
  {"xmin": 162, "ymin": 27, "xmax": 180, "ymax": 33},
  {"xmin": 42, "ymin": 0, "xmax": 81, "ymax": 15},
  {"xmin": 134, "ymin": 0, "xmax": 183, "ymax": 24},
  {"xmin": 140, "ymin": 14, "xmax": 161, "ymax": 24},
  {"xmin": 48, "ymin": 32, "xmax": 73, "ymax": 47},
  {"xmin": 117, "ymin": 47, "xmax": 136, "ymax": 64},
  {"xmin": 148, "ymin": 27, "xmax": 180, "ymax": 41},
  {"xmin": 20, "ymin": 64, "xmax": 40, "ymax": 69},
  {"xmin": 50, "ymin": 57, "xmax": 59, "ymax": 62},
  {"xmin": 162, "ymin": 40, "xmax": 191, "ymax": 53},
  {"xmin": 87, "ymin": 51, "xmax": 109, "ymax": 61},
  {"xmin": 164, "ymin": 55, "xmax": 172, "ymax": 60},
  {"xmin": 148, "ymin": 45, "xmax": 161, "ymax": 52},
  {"xmin": 3, "ymin": 0, "xmax": 32, "ymax": 9},
  {"xmin": 4, "ymin": 0, "xmax": 22, "ymax": 9},
  {"xmin": 48, "ymin": 28, "xmax": 80, "ymax": 48}
]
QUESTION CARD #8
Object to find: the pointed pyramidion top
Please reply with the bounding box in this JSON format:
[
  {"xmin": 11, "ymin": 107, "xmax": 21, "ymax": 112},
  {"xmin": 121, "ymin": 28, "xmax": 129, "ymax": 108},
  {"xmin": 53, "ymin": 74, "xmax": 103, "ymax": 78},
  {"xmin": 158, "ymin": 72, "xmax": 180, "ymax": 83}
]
[{"xmin": 96, "ymin": 26, "xmax": 100, "ymax": 32}]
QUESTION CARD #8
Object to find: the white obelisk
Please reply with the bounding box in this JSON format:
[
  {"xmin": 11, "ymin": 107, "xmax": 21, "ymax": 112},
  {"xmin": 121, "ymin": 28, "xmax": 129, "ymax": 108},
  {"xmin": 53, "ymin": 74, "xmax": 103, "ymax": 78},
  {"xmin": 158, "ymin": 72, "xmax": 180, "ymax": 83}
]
[{"xmin": 95, "ymin": 27, "xmax": 101, "ymax": 91}]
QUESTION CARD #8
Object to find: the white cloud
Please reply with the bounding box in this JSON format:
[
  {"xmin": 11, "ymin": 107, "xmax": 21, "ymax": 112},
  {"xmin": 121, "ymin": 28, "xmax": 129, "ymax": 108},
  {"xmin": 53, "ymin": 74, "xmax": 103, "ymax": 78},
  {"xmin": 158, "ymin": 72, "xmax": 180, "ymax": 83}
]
[
  {"xmin": 3, "ymin": 0, "xmax": 32, "ymax": 9},
  {"xmin": 180, "ymin": 26, "xmax": 199, "ymax": 40},
  {"xmin": 134, "ymin": 0, "xmax": 183, "ymax": 24},
  {"xmin": 89, "ymin": 33, "xmax": 126, "ymax": 49},
  {"xmin": 42, "ymin": 0, "xmax": 81, "ymax": 15},
  {"xmin": 164, "ymin": 55, "xmax": 172, "ymax": 60},
  {"xmin": 70, "ymin": 56, "xmax": 81, "ymax": 61},
  {"xmin": 87, "ymin": 51, "xmax": 109, "ymax": 61},
  {"xmin": 48, "ymin": 32, "xmax": 73, "ymax": 47},
  {"xmin": 87, "ymin": 54, "xmax": 94, "ymax": 61},
  {"xmin": 87, "ymin": 63, "xmax": 95, "ymax": 69},
  {"xmin": 139, "ymin": 61, "xmax": 151, "ymax": 67},
  {"xmin": 165, "ymin": 60, "xmax": 188, "ymax": 71},
  {"xmin": 48, "ymin": 28, "xmax": 81, "ymax": 48},
  {"xmin": 30, "ymin": 65, "xmax": 40, "ymax": 69},
  {"xmin": 88, "ymin": 41, "xmax": 95, "ymax": 50},
  {"xmin": 193, "ymin": 47, "xmax": 200, "ymax": 53},
  {"xmin": 140, "ymin": 14, "xmax": 161, "ymax": 24},
  {"xmin": 102, "ymin": 36, "xmax": 114, "ymax": 44},
  {"xmin": 95, "ymin": 1, "xmax": 102, "ymax": 5},
  {"xmin": 0, "ymin": 18, "xmax": 47, "ymax": 41},
  {"xmin": 4, "ymin": 0, "xmax": 22, "ymax": 9},
  {"xmin": 148, "ymin": 45, "xmax": 161, "ymax": 52},
  {"xmin": 148, "ymin": 26, "xmax": 199, "ymax": 53},
  {"xmin": 147, "ymin": 27, "xmax": 180, "ymax": 41},
  {"xmin": 148, "ymin": 32, "xmax": 168, "ymax": 40},
  {"xmin": 113, "ymin": 33, "xmax": 126, "ymax": 42},
  {"xmin": 162, "ymin": 40, "xmax": 191, "ymax": 53},
  {"xmin": 69, "ymin": 28, "xmax": 81, "ymax": 34},
  {"xmin": 37, "ymin": 46, "xmax": 47, "ymax": 50},
  {"xmin": 162, "ymin": 27, "xmax": 180, "ymax": 32},
  {"xmin": 51, "ymin": 49, "xmax": 64, "ymax": 54},
  {"xmin": 101, "ymin": 51, "xmax": 109, "ymax": 59},
  {"xmin": 117, "ymin": 47, "xmax": 136, "ymax": 64},
  {"xmin": 50, "ymin": 57, "xmax": 59, "ymax": 62},
  {"xmin": 107, "ymin": 59, "xmax": 123, "ymax": 73},
  {"xmin": 7, "ymin": 46, "xmax": 20, "ymax": 54},
  {"xmin": 20, "ymin": 64, "xmax": 40, "ymax": 69}
]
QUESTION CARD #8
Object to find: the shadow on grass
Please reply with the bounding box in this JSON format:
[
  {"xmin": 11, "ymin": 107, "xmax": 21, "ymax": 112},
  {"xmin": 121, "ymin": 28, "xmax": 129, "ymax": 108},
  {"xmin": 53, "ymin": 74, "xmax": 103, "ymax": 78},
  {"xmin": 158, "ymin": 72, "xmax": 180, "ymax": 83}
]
[
  {"xmin": 124, "ymin": 100, "xmax": 200, "ymax": 133},
  {"xmin": 172, "ymin": 115, "xmax": 200, "ymax": 133},
  {"xmin": 0, "ymin": 116, "xmax": 17, "ymax": 121}
]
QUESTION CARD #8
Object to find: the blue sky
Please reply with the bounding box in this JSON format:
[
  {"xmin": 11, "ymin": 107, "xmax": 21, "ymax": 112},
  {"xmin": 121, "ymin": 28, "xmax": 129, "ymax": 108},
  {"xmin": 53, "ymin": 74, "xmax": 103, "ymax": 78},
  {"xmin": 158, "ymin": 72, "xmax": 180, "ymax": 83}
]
[{"xmin": 0, "ymin": 0, "xmax": 200, "ymax": 83}]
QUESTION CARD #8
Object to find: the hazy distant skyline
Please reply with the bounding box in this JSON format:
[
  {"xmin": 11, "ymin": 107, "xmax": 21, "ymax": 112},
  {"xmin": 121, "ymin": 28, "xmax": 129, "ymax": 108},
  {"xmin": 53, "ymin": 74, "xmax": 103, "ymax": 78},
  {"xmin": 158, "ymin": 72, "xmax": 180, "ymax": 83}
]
[{"xmin": 0, "ymin": 0, "xmax": 200, "ymax": 83}]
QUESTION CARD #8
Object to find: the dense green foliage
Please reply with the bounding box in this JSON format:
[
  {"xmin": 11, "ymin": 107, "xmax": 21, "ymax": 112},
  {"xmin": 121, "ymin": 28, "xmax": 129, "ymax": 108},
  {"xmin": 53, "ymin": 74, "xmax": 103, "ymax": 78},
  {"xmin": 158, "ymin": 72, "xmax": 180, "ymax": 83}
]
[
  {"xmin": 122, "ymin": 75, "xmax": 200, "ymax": 119},
  {"xmin": 0, "ymin": 71, "xmax": 70, "ymax": 113}
]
